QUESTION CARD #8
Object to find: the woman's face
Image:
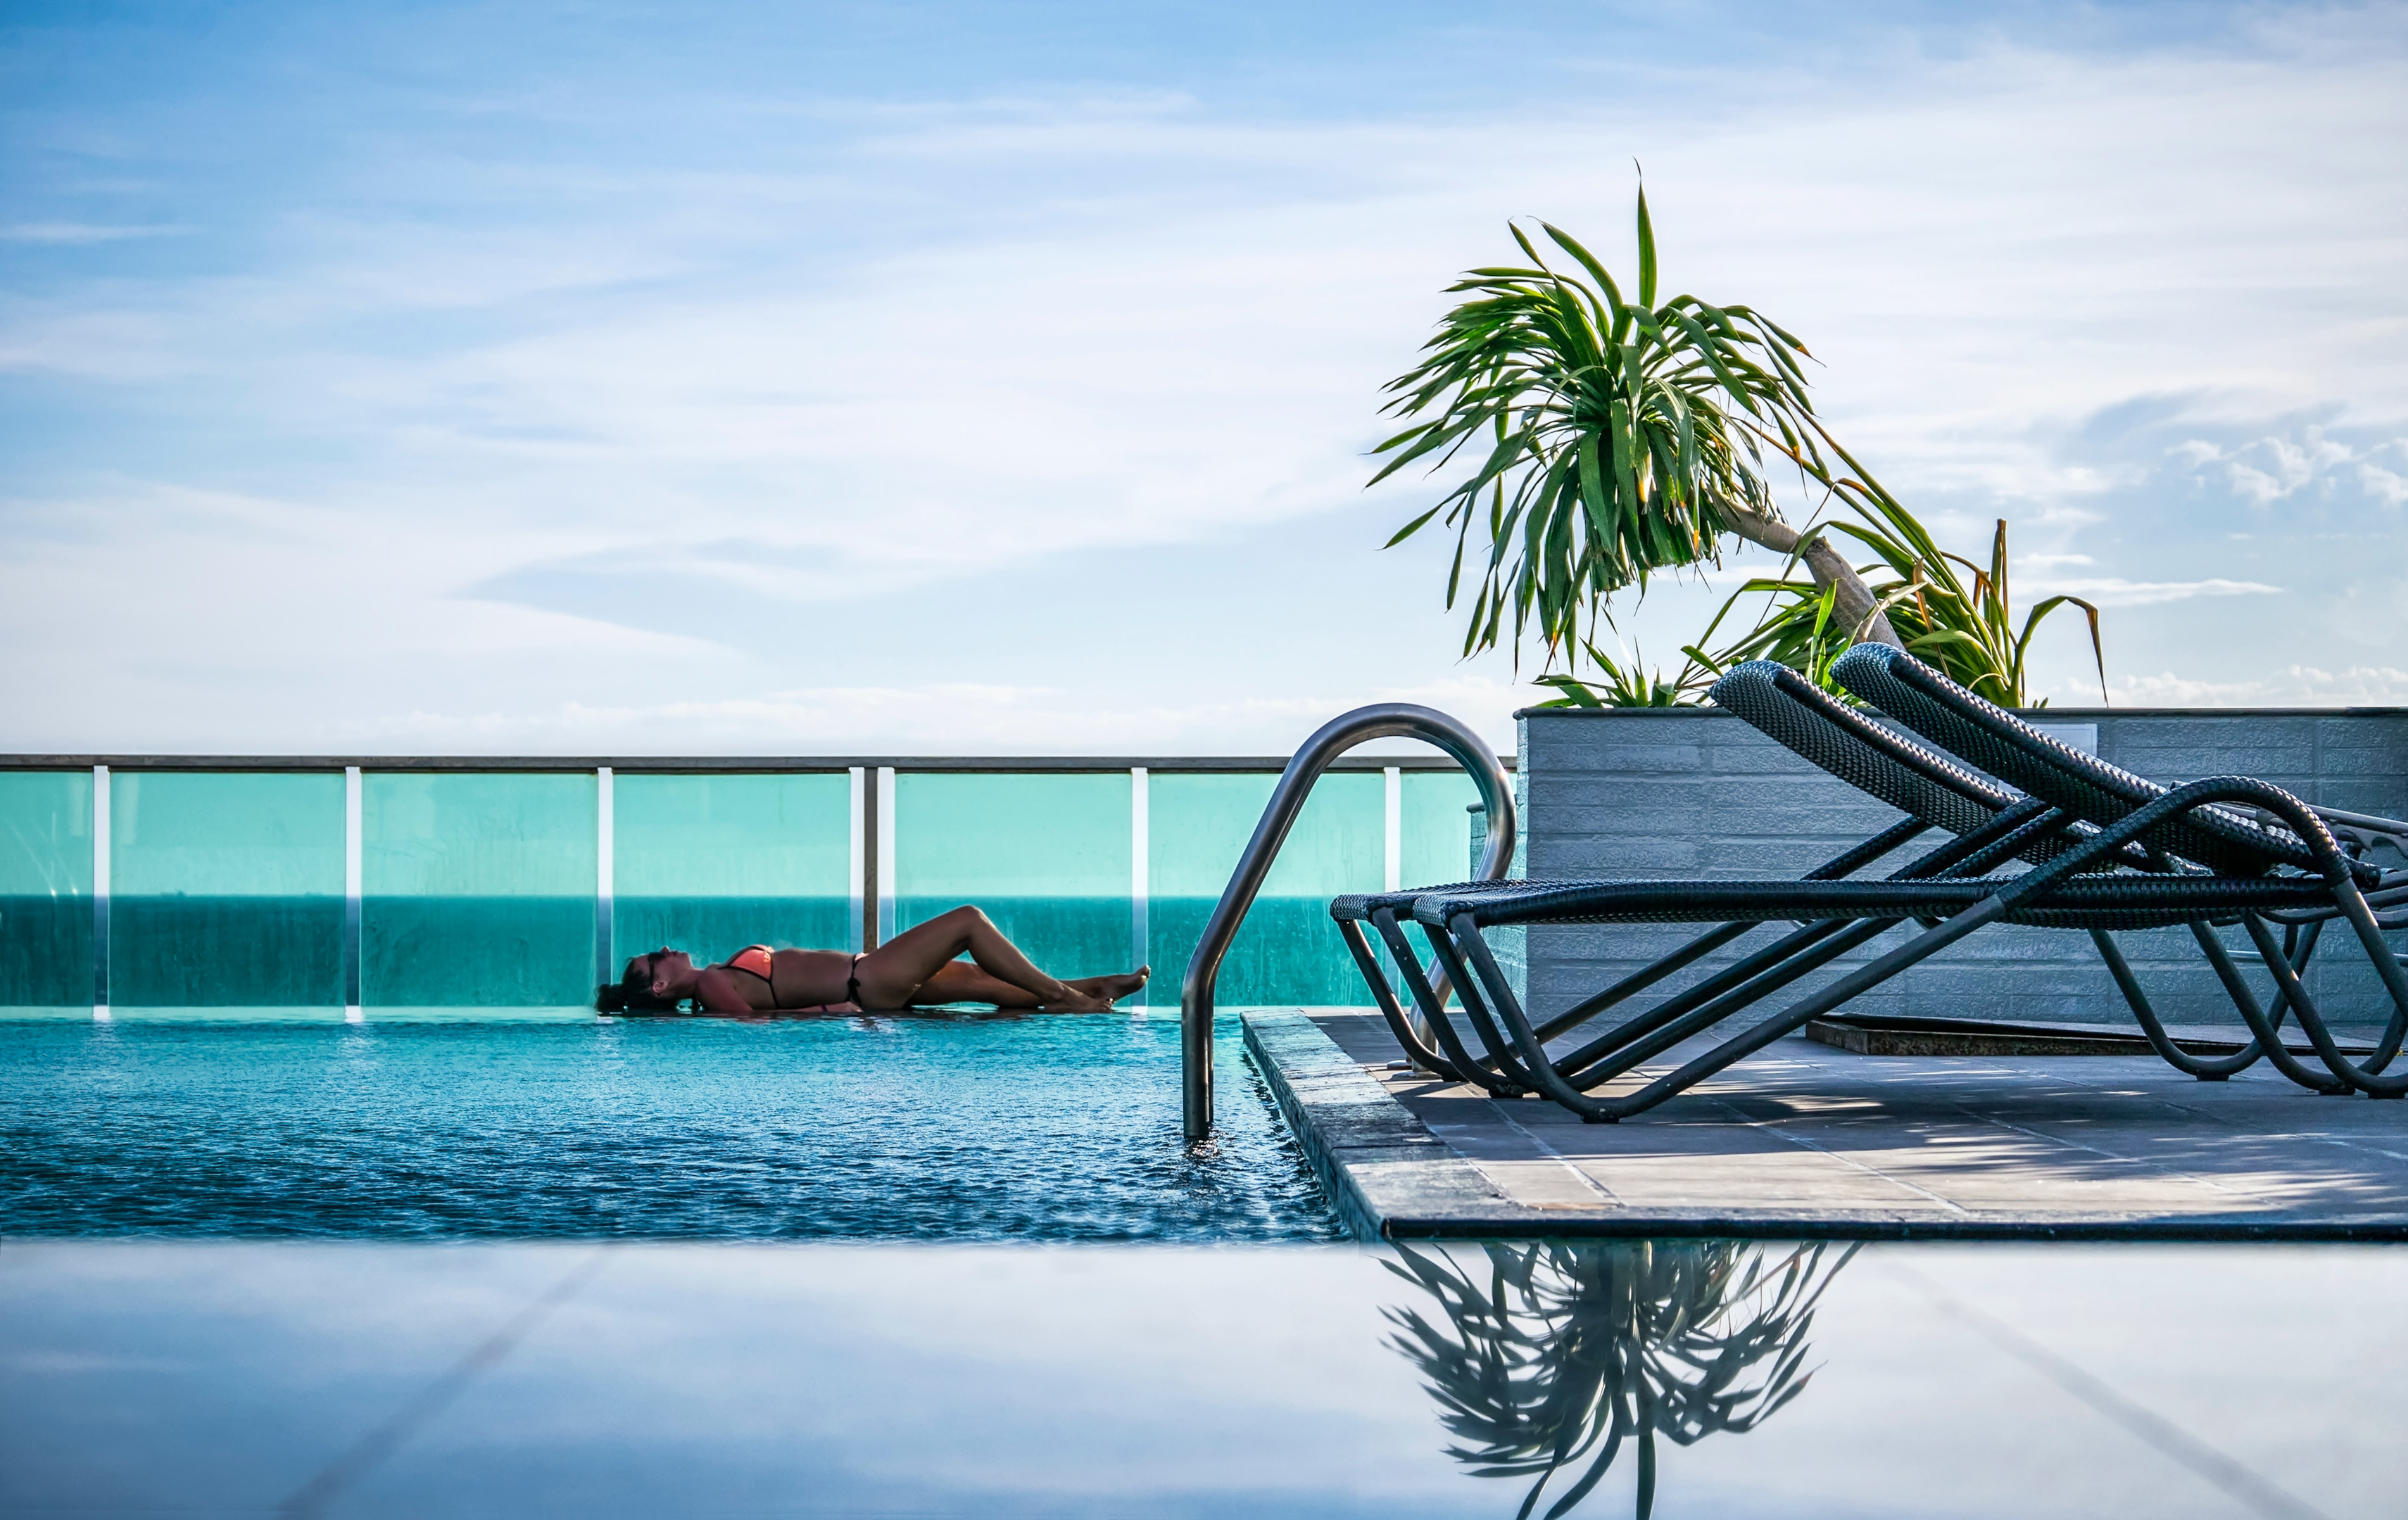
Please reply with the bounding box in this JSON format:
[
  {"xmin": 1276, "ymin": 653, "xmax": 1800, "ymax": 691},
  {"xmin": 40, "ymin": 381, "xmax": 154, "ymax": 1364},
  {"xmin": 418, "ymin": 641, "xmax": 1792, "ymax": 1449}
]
[{"xmin": 631, "ymin": 947, "xmax": 693, "ymax": 996}]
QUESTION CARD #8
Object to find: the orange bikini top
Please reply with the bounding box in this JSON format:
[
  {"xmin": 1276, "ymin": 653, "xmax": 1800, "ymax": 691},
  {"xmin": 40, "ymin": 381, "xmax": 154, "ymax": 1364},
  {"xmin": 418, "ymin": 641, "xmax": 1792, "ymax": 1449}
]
[{"xmin": 728, "ymin": 944, "xmax": 776, "ymax": 980}]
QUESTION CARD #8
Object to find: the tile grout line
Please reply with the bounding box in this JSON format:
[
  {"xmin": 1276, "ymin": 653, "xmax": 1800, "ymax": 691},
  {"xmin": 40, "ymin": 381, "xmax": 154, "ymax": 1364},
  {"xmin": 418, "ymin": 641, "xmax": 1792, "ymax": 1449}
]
[
  {"xmin": 1709, "ymin": 1097, "xmax": 1973, "ymax": 1215},
  {"xmin": 1945, "ymin": 1101, "xmax": 2257, "ymax": 1201},
  {"xmin": 1939, "ymin": 1056, "xmax": 2408, "ymax": 1168},
  {"xmin": 278, "ymin": 1246, "xmax": 615, "ymax": 1519},
  {"xmin": 1881, "ymin": 1260, "xmax": 2331, "ymax": 1520},
  {"xmin": 1482, "ymin": 1098, "xmax": 1625, "ymax": 1204}
]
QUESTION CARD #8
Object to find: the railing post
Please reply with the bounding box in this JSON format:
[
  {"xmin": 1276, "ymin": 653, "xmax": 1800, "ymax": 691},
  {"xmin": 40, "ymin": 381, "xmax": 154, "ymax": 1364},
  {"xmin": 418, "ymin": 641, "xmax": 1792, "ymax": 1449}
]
[
  {"xmin": 92, "ymin": 765, "xmax": 109, "ymax": 1022},
  {"xmin": 345, "ymin": 766, "xmax": 363, "ymax": 1022},
  {"xmin": 594, "ymin": 766, "xmax": 615, "ymax": 996},
  {"xmin": 1180, "ymin": 704, "xmax": 1515, "ymax": 1143},
  {"xmin": 1130, "ymin": 767, "xmax": 1150, "ymax": 1002}
]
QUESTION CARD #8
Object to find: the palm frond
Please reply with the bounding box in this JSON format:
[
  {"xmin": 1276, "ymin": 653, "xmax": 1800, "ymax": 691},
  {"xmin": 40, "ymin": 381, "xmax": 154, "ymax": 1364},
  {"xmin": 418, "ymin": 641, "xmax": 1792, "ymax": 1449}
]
[{"xmin": 1384, "ymin": 1239, "xmax": 1856, "ymax": 1518}]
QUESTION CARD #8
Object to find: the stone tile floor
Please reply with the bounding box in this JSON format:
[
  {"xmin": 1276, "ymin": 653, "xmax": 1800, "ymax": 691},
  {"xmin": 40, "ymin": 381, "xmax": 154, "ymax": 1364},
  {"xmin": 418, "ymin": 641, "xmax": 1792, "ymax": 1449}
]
[{"xmin": 1251, "ymin": 1010, "xmax": 2408, "ymax": 1238}]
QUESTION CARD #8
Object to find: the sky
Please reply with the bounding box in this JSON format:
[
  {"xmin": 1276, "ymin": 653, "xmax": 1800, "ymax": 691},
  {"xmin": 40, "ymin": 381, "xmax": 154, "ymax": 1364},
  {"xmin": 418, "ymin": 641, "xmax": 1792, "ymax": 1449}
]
[{"xmin": 4, "ymin": 0, "xmax": 2405, "ymax": 756}]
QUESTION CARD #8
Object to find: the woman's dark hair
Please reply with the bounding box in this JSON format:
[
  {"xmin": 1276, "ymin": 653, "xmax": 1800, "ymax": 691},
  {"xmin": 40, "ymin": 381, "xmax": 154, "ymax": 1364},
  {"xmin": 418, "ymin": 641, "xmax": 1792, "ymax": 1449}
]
[{"xmin": 595, "ymin": 953, "xmax": 685, "ymax": 1014}]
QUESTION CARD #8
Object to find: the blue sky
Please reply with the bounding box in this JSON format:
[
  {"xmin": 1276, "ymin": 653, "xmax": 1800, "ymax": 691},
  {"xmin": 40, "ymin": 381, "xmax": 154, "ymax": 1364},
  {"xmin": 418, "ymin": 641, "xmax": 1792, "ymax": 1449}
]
[{"xmin": 4, "ymin": 1, "xmax": 2405, "ymax": 754}]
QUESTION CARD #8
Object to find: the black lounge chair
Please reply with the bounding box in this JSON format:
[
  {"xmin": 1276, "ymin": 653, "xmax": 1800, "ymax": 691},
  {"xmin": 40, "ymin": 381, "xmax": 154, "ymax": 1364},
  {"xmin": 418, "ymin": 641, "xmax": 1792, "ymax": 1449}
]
[
  {"xmin": 1334, "ymin": 660, "xmax": 2250, "ymax": 1110},
  {"xmin": 1355, "ymin": 661, "xmax": 2408, "ymax": 1119},
  {"xmin": 1330, "ymin": 661, "xmax": 2047, "ymax": 1096},
  {"xmin": 1832, "ymin": 642, "xmax": 2408, "ymax": 1098}
]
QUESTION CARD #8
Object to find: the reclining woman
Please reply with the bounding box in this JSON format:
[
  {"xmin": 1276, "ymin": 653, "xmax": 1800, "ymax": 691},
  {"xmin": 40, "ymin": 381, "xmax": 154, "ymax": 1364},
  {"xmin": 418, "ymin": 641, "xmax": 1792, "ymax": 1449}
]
[{"xmin": 596, "ymin": 904, "xmax": 1150, "ymax": 1015}]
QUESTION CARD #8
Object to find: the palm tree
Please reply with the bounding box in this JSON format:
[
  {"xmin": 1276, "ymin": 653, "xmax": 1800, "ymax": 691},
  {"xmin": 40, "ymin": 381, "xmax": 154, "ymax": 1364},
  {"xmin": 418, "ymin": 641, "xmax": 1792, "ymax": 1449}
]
[
  {"xmin": 1373, "ymin": 187, "xmax": 2105, "ymax": 705},
  {"xmin": 1373, "ymin": 184, "xmax": 1901, "ymax": 676},
  {"xmin": 1383, "ymin": 1238, "xmax": 1854, "ymax": 1519}
]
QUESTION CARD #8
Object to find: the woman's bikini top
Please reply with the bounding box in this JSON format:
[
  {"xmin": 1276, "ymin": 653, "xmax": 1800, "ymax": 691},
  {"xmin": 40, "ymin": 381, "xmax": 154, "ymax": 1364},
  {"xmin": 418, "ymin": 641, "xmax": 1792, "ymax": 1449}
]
[{"xmin": 728, "ymin": 944, "xmax": 776, "ymax": 981}]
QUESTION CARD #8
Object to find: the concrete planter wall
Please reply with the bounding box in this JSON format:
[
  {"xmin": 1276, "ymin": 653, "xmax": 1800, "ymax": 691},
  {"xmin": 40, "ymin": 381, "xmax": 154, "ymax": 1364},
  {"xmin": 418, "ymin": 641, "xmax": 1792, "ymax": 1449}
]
[{"xmin": 1516, "ymin": 705, "xmax": 2408, "ymax": 1029}]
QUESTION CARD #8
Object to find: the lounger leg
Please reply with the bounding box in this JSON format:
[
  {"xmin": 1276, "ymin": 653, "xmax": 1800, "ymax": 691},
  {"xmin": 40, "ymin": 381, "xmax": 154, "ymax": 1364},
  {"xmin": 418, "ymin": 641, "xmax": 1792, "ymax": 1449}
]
[
  {"xmin": 1415, "ymin": 920, "xmax": 1549, "ymax": 1094},
  {"xmin": 1369, "ymin": 908, "xmax": 1527, "ymax": 1094},
  {"xmin": 2245, "ymin": 913, "xmax": 2408, "ymax": 1097},
  {"xmin": 1527, "ymin": 921, "xmax": 1758, "ymax": 1044},
  {"xmin": 1553, "ymin": 920, "xmax": 1891, "ymax": 1089},
  {"xmin": 2331, "ymin": 882, "xmax": 2408, "ymax": 1075},
  {"xmin": 2090, "ymin": 929, "xmax": 2273, "ymax": 1081},
  {"xmin": 1335, "ymin": 918, "xmax": 1466, "ymax": 1082},
  {"xmin": 2191, "ymin": 925, "xmax": 2351, "ymax": 1095},
  {"xmin": 1534, "ymin": 816, "xmax": 2049, "ymax": 1087},
  {"xmin": 1454, "ymin": 897, "xmax": 2012, "ymax": 1123}
]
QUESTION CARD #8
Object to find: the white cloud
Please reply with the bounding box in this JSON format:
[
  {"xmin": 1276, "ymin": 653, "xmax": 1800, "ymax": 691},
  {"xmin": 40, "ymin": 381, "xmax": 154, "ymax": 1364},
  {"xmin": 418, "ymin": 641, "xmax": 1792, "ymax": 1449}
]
[
  {"xmin": 2022, "ymin": 576, "xmax": 2284, "ymax": 607},
  {"xmin": 2169, "ymin": 426, "xmax": 2391, "ymax": 505},
  {"xmin": 2362, "ymin": 462, "xmax": 2408, "ymax": 507},
  {"xmin": 2108, "ymin": 664, "xmax": 2408, "ymax": 706}
]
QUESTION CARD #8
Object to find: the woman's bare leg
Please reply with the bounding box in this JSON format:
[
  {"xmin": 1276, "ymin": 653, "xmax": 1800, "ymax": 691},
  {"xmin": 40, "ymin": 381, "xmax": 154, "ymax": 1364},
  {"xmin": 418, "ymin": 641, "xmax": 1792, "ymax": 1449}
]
[
  {"xmin": 855, "ymin": 906, "xmax": 1116, "ymax": 1011},
  {"xmin": 909, "ymin": 961, "xmax": 1152, "ymax": 1008},
  {"xmin": 912, "ymin": 961, "xmax": 1045, "ymax": 1007}
]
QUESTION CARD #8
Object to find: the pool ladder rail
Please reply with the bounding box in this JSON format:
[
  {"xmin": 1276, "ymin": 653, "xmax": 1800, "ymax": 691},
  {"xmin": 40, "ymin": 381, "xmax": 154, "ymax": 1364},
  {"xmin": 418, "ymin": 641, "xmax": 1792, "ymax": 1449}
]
[{"xmin": 1179, "ymin": 703, "xmax": 1517, "ymax": 1142}]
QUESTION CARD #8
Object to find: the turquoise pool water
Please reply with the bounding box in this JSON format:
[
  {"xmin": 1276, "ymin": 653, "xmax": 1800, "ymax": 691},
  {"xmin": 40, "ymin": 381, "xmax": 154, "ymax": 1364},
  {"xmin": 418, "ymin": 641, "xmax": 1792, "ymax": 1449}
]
[{"xmin": 0, "ymin": 1014, "xmax": 1342, "ymax": 1241}]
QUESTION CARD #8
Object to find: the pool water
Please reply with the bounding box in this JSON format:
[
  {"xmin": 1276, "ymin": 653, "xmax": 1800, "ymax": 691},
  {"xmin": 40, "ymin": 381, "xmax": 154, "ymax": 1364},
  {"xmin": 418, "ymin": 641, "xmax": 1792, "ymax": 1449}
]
[{"xmin": 0, "ymin": 1013, "xmax": 1343, "ymax": 1241}]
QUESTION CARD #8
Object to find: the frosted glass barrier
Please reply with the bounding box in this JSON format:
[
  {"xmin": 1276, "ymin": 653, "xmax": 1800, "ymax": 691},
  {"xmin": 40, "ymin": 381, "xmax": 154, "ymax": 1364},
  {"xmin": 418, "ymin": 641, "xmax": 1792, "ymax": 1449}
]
[
  {"xmin": 1401, "ymin": 769, "xmax": 1484, "ymax": 887},
  {"xmin": 363, "ymin": 773, "xmax": 595, "ymax": 1008},
  {"xmin": 0, "ymin": 771, "xmax": 92, "ymax": 1012},
  {"xmin": 111, "ymin": 772, "xmax": 344, "ymax": 1010},
  {"xmin": 613, "ymin": 773, "xmax": 851, "ymax": 977},
  {"xmin": 894, "ymin": 773, "xmax": 1132, "ymax": 984},
  {"xmin": 1148, "ymin": 772, "xmax": 1382, "ymax": 1006}
]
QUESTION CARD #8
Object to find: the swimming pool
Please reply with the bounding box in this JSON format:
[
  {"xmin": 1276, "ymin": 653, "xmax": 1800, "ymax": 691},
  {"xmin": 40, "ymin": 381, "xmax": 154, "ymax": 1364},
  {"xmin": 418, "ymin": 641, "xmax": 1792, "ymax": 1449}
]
[{"xmin": 0, "ymin": 1013, "xmax": 1342, "ymax": 1241}]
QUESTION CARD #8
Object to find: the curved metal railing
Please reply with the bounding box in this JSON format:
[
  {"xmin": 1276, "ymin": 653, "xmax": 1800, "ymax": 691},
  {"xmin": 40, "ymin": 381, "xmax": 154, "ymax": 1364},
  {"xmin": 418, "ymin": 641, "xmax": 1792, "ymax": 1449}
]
[{"xmin": 1180, "ymin": 703, "xmax": 1517, "ymax": 1141}]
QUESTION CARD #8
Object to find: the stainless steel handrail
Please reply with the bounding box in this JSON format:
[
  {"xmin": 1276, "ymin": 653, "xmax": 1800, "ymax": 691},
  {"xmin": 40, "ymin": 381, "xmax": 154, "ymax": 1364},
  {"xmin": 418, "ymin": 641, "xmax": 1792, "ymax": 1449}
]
[{"xmin": 1180, "ymin": 703, "xmax": 1517, "ymax": 1141}]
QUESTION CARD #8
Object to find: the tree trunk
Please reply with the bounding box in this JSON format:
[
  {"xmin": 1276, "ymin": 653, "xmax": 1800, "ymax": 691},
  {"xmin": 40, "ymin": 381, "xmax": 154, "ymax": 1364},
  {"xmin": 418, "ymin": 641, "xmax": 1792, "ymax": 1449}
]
[{"xmin": 1723, "ymin": 508, "xmax": 1904, "ymax": 650}]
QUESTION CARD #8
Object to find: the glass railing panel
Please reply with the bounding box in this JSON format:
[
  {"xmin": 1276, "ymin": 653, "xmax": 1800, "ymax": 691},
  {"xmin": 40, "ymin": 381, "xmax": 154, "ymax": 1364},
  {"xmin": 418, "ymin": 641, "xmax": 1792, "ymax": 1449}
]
[
  {"xmin": 109, "ymin": 771, "xmax": 344, "ymax": 1013},
  {"xmin": 893, "ymin": 772, "xmax": 1133, "ymax": 987},
  {"xmin": 1401, "ymin": 768, "xmax": 1484, "ymax": 886},
  {"xmin": 612, "ymin": 773, "xmax": 851, "ymax": 980},
  {"xmin": 363, "ymin": 773, "xmax": 595, "ymax": 1009},
  {"xmin": 1148, "ymin": 771, "xmax": 1383, "ymax": 1006},
  {"xmin": 0, "ymin": 771, "xmax": 94, "ymax": 1015}
]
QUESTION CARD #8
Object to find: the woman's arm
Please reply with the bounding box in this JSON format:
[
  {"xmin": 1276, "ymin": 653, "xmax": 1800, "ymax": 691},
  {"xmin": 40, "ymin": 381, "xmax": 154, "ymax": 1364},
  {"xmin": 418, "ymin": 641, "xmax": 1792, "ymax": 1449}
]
[{"xmin": 690, "ymin": 967, "xmax": 757, "ymax": 1013}]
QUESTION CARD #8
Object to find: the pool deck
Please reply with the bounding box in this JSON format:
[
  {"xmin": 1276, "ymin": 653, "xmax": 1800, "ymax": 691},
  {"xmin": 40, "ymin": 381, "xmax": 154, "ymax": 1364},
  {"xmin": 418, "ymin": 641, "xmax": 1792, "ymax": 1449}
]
[{"xmin": 1243, "ymin": 1009, "xmax": 2408, "ymax": 1241}]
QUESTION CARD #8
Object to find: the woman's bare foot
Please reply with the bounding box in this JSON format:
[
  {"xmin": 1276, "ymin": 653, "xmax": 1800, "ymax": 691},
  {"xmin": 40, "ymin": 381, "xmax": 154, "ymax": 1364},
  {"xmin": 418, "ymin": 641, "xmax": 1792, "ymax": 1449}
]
[
  {"xmin": 1039, "ymin": 967, "xmax": 1149, "ymax": 1012},
  {"xmin": 1063, "ymin": 967, "xmax": 1150, "ymax": 1004}
]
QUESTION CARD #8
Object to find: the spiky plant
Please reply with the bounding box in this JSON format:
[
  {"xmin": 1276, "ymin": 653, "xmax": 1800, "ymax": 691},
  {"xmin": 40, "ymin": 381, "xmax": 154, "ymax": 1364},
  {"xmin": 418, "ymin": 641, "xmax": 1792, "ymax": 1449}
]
[
  {"xmin": 1372, "ymin": 185, "xmax": 1900, "ymax": 676},
  {"xmin": 1383, "ymin": 1239, "xmax": 1854, "ymax": 1520},
  {"xmin": 1530, "ymin": 641, "xmax": 1712, "ymax": 709},
  {"xmin": 1691, "ymin": 517, "xmax": 2106, "ymax": 707}
]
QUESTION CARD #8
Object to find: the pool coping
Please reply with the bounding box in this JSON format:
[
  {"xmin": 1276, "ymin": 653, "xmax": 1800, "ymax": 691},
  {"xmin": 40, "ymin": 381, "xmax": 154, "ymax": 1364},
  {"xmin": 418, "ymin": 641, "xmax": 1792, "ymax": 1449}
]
[
  {"xmin": 1242, "ymin": 1008, "xmax": 1529, "ymax": 1242},
  {"xmin": 1241, "ymin": 1008, "xmax": 2408, "ymax": 1243}
]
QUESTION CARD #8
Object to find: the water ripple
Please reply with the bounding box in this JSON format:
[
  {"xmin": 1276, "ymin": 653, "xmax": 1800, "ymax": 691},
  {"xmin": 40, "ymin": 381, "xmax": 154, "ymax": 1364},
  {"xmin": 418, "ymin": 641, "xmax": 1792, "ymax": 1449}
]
[{"xmin": 0, "ymin": 1015, "xmax": 1343, "ymax": 1241}]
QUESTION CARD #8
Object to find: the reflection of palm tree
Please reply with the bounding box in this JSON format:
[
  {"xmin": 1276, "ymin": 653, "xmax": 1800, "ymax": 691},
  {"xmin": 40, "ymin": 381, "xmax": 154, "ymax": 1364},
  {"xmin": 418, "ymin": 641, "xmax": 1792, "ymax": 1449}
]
[{"xmin": 1384, "ymin": 1239, "xmax": 1855, "ymax": 1520}]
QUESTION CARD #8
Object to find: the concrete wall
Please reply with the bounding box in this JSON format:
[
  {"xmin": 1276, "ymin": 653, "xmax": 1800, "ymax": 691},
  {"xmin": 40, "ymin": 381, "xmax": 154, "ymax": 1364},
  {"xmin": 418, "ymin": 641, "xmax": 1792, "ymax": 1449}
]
[{"xmin": 1516, "ymin": 706, "xmax": 2408, "ymax": 1029}]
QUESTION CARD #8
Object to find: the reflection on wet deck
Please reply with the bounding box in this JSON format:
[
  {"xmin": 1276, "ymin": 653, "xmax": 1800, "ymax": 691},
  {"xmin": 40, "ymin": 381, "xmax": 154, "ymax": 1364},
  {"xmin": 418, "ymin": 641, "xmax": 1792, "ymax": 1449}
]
[{"xmin": 3, "ymin": 1238, "xmax": 2391, "ymax": 1518}]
